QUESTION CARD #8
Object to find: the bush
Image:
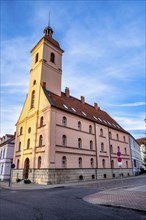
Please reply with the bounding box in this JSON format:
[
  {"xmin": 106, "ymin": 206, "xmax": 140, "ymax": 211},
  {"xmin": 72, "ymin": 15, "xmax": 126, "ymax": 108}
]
[
  {"xmin": 16, "ymin": 178, "xmax": 22, "ymax": 183},
  {"xmin": 24, "ymin": 179, "xmax": 31, "ymax": 184}
]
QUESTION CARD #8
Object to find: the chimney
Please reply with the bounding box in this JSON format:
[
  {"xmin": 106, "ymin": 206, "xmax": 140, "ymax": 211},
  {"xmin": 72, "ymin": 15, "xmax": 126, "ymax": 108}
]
[
  {"xmin": 94, "ymin": 102, "xmax": 100, "ymax": 110},
  {"xmin": 42, "ymin": 82, "xmax": 46, "ymax": 88},
  {"xmin": 65, "ymin": 87, "xmax": 70, "ymax": 97},
  {"xmin": 81, "ymin": 96, "xmax": 85, "ymax": 104}
]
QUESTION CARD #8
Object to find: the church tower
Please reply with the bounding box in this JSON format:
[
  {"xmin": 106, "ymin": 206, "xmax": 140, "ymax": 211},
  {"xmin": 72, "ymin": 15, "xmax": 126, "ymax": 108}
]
[{"xmin": 29, "ymin": 25, "xmax": 64, "ymax": 97}]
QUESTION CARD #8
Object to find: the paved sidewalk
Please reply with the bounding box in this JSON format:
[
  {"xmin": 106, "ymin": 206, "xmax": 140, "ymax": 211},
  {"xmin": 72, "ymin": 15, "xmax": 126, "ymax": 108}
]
[{"xmin": 84, "ymin": 184, "xmax": 146, "ymax": 212}]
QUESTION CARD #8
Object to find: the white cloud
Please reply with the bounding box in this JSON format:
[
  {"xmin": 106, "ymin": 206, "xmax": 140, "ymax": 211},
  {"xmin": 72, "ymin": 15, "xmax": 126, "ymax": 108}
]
[{"xmin": 109, "ymin": 102, "xmax": 146, "ymax": 107}]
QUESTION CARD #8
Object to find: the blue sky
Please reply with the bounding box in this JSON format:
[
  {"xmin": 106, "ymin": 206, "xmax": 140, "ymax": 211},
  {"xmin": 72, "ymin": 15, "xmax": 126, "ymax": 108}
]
[{"xmin": 1, "ymin": 0, "xmax": 145, "ymax": 139}]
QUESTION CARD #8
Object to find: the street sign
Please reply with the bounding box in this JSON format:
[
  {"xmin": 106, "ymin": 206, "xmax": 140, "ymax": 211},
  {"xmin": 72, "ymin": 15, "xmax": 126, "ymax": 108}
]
[
  {"xmin": 11, "ymin": 163, "xmax": 15, "ymax": 169},
  {"xmin": 118, "ymin": 162, "xmax": 122, "ymax": 166},
  {"xmin": 117, "ymin": 151, "xmax": 122, "ymax": 163}
]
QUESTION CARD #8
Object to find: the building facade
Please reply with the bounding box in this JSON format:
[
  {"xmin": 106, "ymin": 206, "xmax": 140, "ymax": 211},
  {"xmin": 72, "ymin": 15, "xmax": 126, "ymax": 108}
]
[
  {"xmin": 0, "ymin": 134, "xmax": 15, "ymax": 181},
  {"xmin": 136, "ymin": 138, "xmax": 146, "ymax": 169},
  {"xmin": 12, "ymin": 25, "xmax": 133, "ymax": 184},
  {"xmin": 129, "ymin": 135, "xmax": 142, "ymax": 175}
]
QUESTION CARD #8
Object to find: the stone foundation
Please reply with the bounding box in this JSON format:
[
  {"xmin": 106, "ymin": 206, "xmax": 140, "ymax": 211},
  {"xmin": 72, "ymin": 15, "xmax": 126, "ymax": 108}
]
[{"xmin": 12, "ymin": 168, "xmax": 133, "ymax": 185}]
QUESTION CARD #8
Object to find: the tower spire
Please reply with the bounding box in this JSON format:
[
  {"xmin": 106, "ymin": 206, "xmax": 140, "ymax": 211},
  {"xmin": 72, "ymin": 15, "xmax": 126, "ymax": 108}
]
[{"xmin": 44, "ymin": 15, "xmax": 53, "ymax": 38}]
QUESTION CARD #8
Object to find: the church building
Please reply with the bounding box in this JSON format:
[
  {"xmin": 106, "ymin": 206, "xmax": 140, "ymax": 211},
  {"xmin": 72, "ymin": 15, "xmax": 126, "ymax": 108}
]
[{"xmin": 12, "ymin": 25, "xmax": 133, "ymax": 184}]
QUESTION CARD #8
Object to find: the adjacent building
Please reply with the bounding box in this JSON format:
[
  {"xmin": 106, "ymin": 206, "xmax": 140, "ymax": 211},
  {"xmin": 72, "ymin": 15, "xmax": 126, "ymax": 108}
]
[
  {"xmin": 129, "ymin": 135, "xmax": 142, "ymax": 175},
  {"xmin": 12, "ymin": 25, "xmax": 133, "ymax": 185},
  {"xmin": 0, "ymin": 134, "xmax": 15, "ymax": 181},
  {"xmin": 136, "ymin": 138, "xmax": 146, "ymax": 169}
]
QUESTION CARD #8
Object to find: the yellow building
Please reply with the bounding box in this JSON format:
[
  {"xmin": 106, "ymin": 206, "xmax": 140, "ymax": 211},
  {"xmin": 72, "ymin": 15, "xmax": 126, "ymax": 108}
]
[{"xmin": 13, "ymin": 25, "xmax": 132, "ymax": 184}]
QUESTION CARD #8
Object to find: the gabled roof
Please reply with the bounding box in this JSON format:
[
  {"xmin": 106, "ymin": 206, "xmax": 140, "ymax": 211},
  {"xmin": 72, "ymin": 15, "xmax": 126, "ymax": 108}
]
[
  {"xmin": 0, "ymin": 136, "xmax": 15, "ymax": 147},
  {"xmin": 43, "ymin": 88, "xmax": 128, "ymax": 134},
  {"xmin": 136, "ymin": 138, "xmax": 146, "ymax": 145}
]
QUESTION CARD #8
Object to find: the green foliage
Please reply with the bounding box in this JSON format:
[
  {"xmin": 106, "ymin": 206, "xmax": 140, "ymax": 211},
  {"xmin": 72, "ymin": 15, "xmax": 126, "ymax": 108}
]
[
  {"xmin": 16, "ymin": 178, "xmax": 22, "ymax": 183},
  {"xmin": 24, "ymin": 179, "xmax": 31, "ymax": 184}
]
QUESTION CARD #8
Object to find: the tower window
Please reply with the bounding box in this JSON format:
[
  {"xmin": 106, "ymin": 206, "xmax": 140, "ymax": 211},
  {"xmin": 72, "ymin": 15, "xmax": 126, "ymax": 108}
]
[
  {"xmin": 35, "ymin": 53, "xmax": 39, "ymax": 63},
  {"xmin": 33, "ymin": 80, "xmax": 36, "ymax": 85},
  {"xmin": 30, "ymin": 90, "xmax": 35, "ymax": 109},
  {"xmin": 50, "ymin": 52, "xmax": 55, "ymax": 63}
]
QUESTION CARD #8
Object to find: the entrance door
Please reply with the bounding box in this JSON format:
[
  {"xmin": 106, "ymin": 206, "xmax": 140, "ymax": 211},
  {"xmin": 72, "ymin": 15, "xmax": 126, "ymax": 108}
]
[{"xmin": 24, "ymin": 158, "xmax": 30, "ymax": 179}]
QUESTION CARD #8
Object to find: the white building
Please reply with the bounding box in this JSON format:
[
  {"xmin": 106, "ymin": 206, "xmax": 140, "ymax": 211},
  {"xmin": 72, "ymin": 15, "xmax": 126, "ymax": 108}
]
[
  {"xmin": 136, "ymin": 138, "xmax": 146, "ymax": 169},
  {"xmin": 0, "ymin": 134, "xmax": 15, "ymax": 181},
  {"xmin": 129, "ymin": 135, "xmax": 142, "ymax": 175}
]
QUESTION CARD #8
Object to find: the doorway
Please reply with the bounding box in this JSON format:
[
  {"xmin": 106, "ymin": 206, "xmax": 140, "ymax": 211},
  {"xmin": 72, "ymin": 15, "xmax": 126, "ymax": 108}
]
[{"xmin": 24, "ymin": 158, "xmax": 30, "ymax": 179}]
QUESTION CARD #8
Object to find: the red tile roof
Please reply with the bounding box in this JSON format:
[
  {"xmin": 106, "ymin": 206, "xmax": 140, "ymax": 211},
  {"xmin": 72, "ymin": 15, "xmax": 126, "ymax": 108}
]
[
  {"xmin": 136, "ymin": 138, "xmax": 146, "ymax": 145},
  {"xmin": 43, "ymin": 88, "xmax": 128, "ymax": 134}
]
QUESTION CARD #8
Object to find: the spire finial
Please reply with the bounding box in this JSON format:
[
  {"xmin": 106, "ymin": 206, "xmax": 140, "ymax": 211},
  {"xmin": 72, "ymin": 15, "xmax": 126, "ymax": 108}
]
[{"xmin": 48, "ymin": 12, "xmax": 51, "ymax": 27}]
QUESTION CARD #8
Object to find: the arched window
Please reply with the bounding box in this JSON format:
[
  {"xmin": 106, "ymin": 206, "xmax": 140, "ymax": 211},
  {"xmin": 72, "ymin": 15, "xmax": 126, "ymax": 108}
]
[
  {"xmin": 90, "ymin": 140, "xmax": 93, "ymax": 150},
  {"xmin": 17, "ymin": 159, "xmax": 20, "ymax": 169},
  {"xmin": 116, "ymin": 134, "xmax": 119, "ymax": 140},
  {"xmin": 30, "ymin": 90, "xmax": 35, "ymax": 108},
  {"xmin": 28, "ymin": 127, "xmax": 31, "ymax": 133},
  {"xmin": 27, "ymin": 139, "xmax": 30, "ymax": 149},
  {"xmin": 118, "ymin": 146, "xmax": 120, "ymax": 152},
  {"xmin": 102, "ymin": 159, "xmax": 105, "ymax": 168},
  {"xmin": 111, "ymin": 160, "xmax": 114, "ymax": 168},
  {"xmin": 35, "ymin": 53, "xmax": 39, "ymax": 63},
  {"xmin": 100, "ymin": 128, "xmax": 103, "ymax": 136},
  {"xmin": 62, "ymin": 116, "xmax": 67, "ymax": 126},
  {"xmin": 50, "ymin": 52, "xmax": 55, "ymax": 63},
  {"xmin": 18, "ymin": 142, "xmax": 21, "ymax": 151},
  {"xmin": 125, "ymin": 148, "xmax": 127, "ymax": 155},
  {"xmin": 79, "ymin": 157, "xmax": 82, "ymax": 168},
  {"xmin": 78, "ymin": 138, "xmax": 82, "ymax": 149},
  {"xmin": 101, "ymin": 143, "xmax": 104, "ymax": 152},
  {"xmin": 3, "ymin": 149, "xmax": 5, "ymax": 158},
  {"xmin": 38, "ymin": 156, "xmax": 41, "ymax": 169},
  {"xmin": 110, "ymin": 145, "xmax": 113, "ymax": 153},
  {"xmin": 39, "ymin": 135, "xmax": 43, "ymax": 146},
  {"xmin": 126, "ymin": 161, "xmax": 128, "ymax": 168},
  {"xmin": 62, "ymin": 156, "xmax": 67, "ymax": 168},
  {"xmin": 109, "ymin": 131, "xmax": 112, "ymax": 139},
  {"xmin": 33, "ymin": 80, "xmax": 36, "ymax": 85},
  {"xmin": 40, "ymin": 116, "xmax": 44, "ymax": 127},
  {"xmin": 89, "ymin": 125, "xmax": 92, "ymax": 133},
  {"xmin": 20, "ymin": 127, "xmax": 23, "ymax": 135},
  {"xmin": 91, "ymin": 158, "xmax": 94, "ymax": 168},
  {"xmin": 78, "ymin": 121, "xmax": 81, "ymax": 130},
  {"xmin": 123, "ymin": 136, "xmax": 126, "ymax": 142},
  {"xmin": 62, "ymin": 135, "xmax": 67, "ymax": 146}
]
